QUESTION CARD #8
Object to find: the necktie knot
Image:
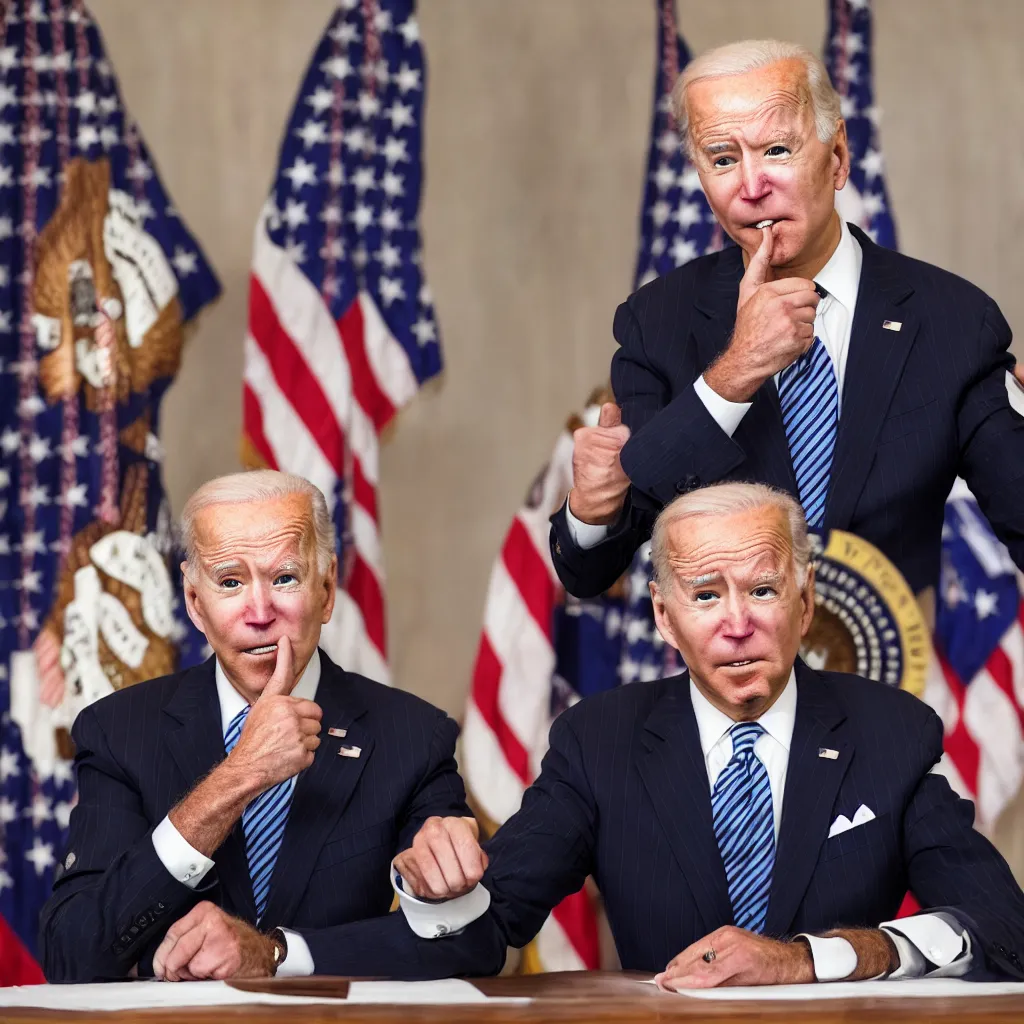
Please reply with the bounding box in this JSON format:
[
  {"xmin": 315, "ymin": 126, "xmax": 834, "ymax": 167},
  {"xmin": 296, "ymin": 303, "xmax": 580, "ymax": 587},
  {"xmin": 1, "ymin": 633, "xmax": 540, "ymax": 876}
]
[{"xmin": 729, "ymin": 721, "xmax": 764, "ymax": 756}]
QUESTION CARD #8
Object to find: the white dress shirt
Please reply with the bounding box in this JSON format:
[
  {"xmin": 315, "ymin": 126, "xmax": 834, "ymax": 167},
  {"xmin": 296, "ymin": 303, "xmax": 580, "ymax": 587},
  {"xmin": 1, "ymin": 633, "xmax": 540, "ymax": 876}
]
[
  {"xmin": 150, "ymin": 650, "xmax": 322, "ymax": 976},
  {"xmin": 407, "ymin": 670, "xmax": 973, "ymax": 981},
  {"xmin": 566, "ymin": 219, "xmax": 863, "ymax": 550}
]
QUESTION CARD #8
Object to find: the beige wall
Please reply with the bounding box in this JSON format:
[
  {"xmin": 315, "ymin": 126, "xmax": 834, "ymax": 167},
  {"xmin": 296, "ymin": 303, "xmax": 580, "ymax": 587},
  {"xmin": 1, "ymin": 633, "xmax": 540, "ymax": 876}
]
[{"xmin": 88, "ymin": 0, "xmax": 1024, "ymax": 863}]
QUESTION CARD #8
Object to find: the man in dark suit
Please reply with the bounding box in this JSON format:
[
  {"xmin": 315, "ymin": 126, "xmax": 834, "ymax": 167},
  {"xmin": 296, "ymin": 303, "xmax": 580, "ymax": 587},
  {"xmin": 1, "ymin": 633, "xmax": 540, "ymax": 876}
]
[
  {"xmin": 40, "ymin": 470, "xmax": 498, "ymax": 983},
  {"xmin": 394, "ymin": 482, "xmax": 1024, "ymax": 985},
  {"xmin": 551, "ymin": 39, "xmax": 1024, "ymax": 600}
]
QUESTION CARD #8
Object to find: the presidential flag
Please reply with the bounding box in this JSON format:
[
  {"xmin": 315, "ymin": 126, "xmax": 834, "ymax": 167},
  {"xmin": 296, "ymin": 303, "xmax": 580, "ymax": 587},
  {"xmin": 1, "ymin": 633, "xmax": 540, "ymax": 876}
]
[
  {"xmin": 0, "ymin": 0, "xmax": 220, "ymax": 959},
  {"xmin": 242, "ymin": 0, "xmax": 441, "ymax": 686}
]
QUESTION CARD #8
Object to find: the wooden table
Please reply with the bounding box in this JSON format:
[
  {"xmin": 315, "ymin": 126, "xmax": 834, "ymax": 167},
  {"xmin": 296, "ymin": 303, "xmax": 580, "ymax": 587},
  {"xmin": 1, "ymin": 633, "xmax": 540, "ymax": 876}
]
[{"xmin": 4, "ymin": 972, "xmax": 1024, "ymax": 1023}]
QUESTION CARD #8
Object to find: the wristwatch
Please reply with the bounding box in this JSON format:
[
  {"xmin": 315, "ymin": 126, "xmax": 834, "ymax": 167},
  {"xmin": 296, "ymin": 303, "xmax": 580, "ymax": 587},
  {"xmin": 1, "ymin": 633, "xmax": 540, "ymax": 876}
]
[{"xmin": 267, "ymin": 927, "xmax": 288, "ymax": 974}]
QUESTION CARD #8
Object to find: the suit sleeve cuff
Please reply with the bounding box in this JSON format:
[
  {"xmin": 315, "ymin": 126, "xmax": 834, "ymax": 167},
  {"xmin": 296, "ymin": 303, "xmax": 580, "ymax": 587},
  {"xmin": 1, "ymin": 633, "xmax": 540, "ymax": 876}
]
[
  {"xmin": 276, "ymin": 929, "xmax": 314, "ymax": 976},
  {"xmin": 391, "ymin": 861, "xmax": 491, "ymax": 939},
  {"xmin": 151, "ymin": 816, "xmax": 216, "ymax": 889},
  {"xmin": 564, "ymin": 502, "xmax": 611, "ymax": 550},
  {"xmin": 693, "ymin": 375, "xmax": 752, "ymax": 437},
  {"xmin": 880, "ymin": 912, "xmax": 972, "ymax": 979}
]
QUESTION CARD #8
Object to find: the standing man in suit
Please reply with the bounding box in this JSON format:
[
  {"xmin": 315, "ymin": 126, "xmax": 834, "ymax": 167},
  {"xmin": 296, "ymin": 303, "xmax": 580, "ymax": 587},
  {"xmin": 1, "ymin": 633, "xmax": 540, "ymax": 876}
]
[
  {"xmin": 394, "ymin": 483, "xmax": 1024, "ymax": 984},
  {"xmin": 552, "ymin": 38, "xmax": 1024, "ymax": 600},
  {"xmin": 40, "ymin": 470, "xmax": 496, "ymax": 983}
]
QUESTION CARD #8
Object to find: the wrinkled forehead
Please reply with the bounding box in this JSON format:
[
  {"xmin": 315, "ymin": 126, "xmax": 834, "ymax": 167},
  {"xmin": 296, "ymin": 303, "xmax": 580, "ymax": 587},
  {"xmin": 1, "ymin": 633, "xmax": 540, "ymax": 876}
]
[
  {"xmin": 666, "ymin": 507, "xmax": 795, "ymax": 580},
  {"xmin": 687, "ymin": 58, "xmax": 813, "ymax": 142},
  {"xmin": 193, "ymin": 495, "xmax": 315, "ymax": 565}
]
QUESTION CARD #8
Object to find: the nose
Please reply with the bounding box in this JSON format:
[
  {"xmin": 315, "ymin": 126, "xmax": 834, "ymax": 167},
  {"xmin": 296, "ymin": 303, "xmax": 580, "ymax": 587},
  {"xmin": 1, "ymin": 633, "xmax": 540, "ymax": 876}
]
[
  {"xmin": 738, "ymin": 156, "xmax": 771, "ymax": 205},
  {"xmin": 720, "ymin": 595, "xmax": 755, "ymax": 642},
  {"xmin": 245, "ymin": 582, "xmax": 276, "ymax": 628}
]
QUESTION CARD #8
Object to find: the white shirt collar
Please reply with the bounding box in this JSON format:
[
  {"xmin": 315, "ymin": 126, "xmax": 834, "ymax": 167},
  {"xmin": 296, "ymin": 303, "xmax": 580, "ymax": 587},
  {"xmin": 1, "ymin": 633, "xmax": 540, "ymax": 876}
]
[
  {"xmin": 214, "ymin": 647, "xmax": 322, "ymax": 735},
  {"xmin": 689, "ymin": 668, "xmax": 797, "ymax": 756},
  {"xmin": 814, "ymin": 217, "xmax": 862, "ymax": 317}
]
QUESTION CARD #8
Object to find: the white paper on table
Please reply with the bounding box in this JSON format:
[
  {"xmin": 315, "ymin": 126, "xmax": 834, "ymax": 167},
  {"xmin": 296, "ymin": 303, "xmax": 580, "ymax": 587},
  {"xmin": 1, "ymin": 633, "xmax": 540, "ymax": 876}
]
[
  {"xmin": 347, "ymin": 979, "xmax": 529, "ymax": 1004},
  {"xmin": 0, "ymin": 980, "xmax": 329, "ymax": 1011},
  {"xmin": 673, "ymin": 979, "xmax": 1024, "ymax": 1000}
]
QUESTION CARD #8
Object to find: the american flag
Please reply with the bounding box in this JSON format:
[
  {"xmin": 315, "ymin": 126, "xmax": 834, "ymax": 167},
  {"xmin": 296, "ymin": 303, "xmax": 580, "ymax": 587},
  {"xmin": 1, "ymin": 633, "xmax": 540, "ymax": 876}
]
[
  {"xmin": 243, "ymin": 0, "xmax": 441, "ymax": 685},
  {"xmin": 0, "ymin": 0, "xmax": 219, "ymax": 962},
  {"xmin": 928, "ymin": 481, "xmax": 1024, "ymax": 829}
]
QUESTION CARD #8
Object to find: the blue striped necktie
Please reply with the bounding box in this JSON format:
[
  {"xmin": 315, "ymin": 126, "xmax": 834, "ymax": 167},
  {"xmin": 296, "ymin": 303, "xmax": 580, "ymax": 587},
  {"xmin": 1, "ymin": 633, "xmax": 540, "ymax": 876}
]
[
  {"xmin": 224, "ymin": 705, "xmax": 293, "ymax": 922},
  {"xmin": 778, "ymin": 333, "xmax": 838, "ymax": 529},
  {"xmin": 711, "ymin": 722, "xmax": 775, "ymax": 933}
]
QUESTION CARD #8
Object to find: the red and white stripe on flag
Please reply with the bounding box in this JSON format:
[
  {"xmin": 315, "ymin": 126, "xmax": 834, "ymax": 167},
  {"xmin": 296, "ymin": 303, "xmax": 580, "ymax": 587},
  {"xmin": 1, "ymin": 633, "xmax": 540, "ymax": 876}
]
[
  {"xmin": 462, "ymin": 415, "xmax": 602, "ymax": 971},
  {"xmin": 243, "ymin": 218, "xmax": 419, "ymax": 684}
]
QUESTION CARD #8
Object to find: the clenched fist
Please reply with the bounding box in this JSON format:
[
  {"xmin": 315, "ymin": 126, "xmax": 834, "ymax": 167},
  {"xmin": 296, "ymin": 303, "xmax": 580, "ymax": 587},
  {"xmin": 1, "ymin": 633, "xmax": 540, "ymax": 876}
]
[
  {"xmin": 227, "ymin": 636, "xmax": 322, "ymax": 791},
  {"xmin": 153, "ymin": 901, "xmax": 278, "ymax": 981},
  {"xmin": 394, "ymin": 815, "xmax": 488, "ymax": 901},
  {"xmin": 567, "ymin": 402, "xmax": 631, "ymax": 526},
  {"xmin": 704, "ymin": 225, "xmax": 821, "ymax": 404}
]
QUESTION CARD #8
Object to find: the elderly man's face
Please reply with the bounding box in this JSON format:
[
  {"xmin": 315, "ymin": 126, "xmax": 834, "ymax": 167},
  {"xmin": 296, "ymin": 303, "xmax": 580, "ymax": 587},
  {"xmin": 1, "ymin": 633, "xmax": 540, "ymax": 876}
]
[
  {"xmin": 182, "ymin": 494, "xmax": 336, "ymax": 702},
  {"xmin": 686, "ymin": 58, "xmax": 849, "ymax": 272},
  {"xmin": 650, "ymin": 506, "xmax": 814, "ymax": 720}
]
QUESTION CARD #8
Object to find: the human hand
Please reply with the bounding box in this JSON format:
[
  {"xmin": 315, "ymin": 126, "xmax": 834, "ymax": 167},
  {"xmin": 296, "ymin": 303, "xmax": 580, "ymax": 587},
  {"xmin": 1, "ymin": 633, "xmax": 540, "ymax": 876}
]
[
  {"xmin": 227, "ymin": 636, "xmax": 322, "ymax": 791},
  {"xmin": 704, "ymin": 225, "xmax": 820, "ymax": 403},
  {"xmin": 152, "ymin": 901, "xmax": 277, "ymax": 981},
  {"xmin": 393, "ymin": 815, "xmax": 489, "ymax": 900},
  {"xmin": 655, "ymin": 926, "xmax": 814, "ymax": 990},
  {"xmin": 567, "ymin": 402, "xmax": 631, "ymax": 526}
]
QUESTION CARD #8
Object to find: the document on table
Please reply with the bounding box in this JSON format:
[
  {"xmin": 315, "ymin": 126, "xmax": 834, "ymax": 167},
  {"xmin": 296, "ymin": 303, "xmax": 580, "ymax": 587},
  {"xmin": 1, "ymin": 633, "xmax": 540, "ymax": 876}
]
[
  {"xmin": 0, "ymin": 981, "xmax": 328, "ymax": 1011},
  {"xmin": 0, "ymin": 979, "xmax": 530, "ymax": 1010},
  {"xmin": 671, "ymin": 979, "xmax": 1024, "ymax": 999}
]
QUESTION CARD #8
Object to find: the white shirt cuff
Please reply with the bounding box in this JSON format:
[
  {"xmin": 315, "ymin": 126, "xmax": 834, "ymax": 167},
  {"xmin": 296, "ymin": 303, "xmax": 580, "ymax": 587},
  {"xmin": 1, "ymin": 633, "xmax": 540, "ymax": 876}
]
[
  {"xmin": 564, "ymin": 502, "xmax": 610, "ymax": 550},
  {"xmin": 276, "ymin": 929, "xmax": 314, "ymax": 976},
  {"xmin": 391, "ymin": 861, "xmax": 491, "ymax": 939},
  {"xmin": 151, "ymin": 816, "xmax": 216, "ymax": 888},
  {"xmin": 880, "ymin": 912, "xmax": 972, "ymax": 979},
  {"xmin": 693, "ymin": 374, "xmax": 752, "ymax": 437},
  {"xmin": 796, "ymin": 933, "xmax": 858, "ymax": 981}
]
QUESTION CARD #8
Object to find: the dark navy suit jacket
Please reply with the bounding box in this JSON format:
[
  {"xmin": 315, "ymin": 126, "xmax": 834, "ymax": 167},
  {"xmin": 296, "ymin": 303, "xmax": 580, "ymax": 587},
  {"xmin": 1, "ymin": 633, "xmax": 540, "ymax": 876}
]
[
  {"xmin": 465, "ymin": 663, "xmax": 1024, "ymax": 979},
  {"xmin": 551, "ymin": 225, "xmax": 1024, "ymax": 598},
  {"xmin": 39, "ymin": 651, "xmax": 505, "ymax": 982}
]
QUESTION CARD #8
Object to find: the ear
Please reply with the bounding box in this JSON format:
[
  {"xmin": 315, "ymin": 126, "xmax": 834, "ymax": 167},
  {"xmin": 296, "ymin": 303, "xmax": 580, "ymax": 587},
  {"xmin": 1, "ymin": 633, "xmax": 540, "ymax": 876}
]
[
  {"xmin": 649, "ymin": 580, "xmax": 682, "ymax": 654},
  {"xmin": 831, "ymin": 119, "xmax": 851, "ymax": 191},
  {"xmin": 320, "ymin": 554, "xmax": 338, "ymax": 624},
  {"xmin": 181, "ymin": 562, "xmax": 207, "ymax": 636},
  {"xmin": 798, "ymin": 563, "xmax": 816, "ymax": 638}
]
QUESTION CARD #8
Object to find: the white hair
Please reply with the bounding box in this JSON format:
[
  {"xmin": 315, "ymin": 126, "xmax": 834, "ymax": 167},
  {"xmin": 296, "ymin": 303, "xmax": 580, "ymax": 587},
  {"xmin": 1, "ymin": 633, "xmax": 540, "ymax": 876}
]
[
  {"xmin": 181, "ymin": 470, "xmax": 335, "ymax": 579},
  {"xmin": 671, "ymin": 39, "xmax": 842, "ymax": 157},
  {"xmin": 650, "ymin": 481, "xmax": 811, "ymax": 591}
]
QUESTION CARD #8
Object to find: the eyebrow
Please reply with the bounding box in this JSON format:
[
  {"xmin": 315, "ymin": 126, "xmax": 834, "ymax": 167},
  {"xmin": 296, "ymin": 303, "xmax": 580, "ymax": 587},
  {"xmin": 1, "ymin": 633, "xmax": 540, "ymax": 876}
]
[
  {"xmin": 702, "ymin": 131, "xmax": 801, "ymax": 157},
  {"xmin": 688, "ymin": 572, "xmax": 722, "ymax": 587}
]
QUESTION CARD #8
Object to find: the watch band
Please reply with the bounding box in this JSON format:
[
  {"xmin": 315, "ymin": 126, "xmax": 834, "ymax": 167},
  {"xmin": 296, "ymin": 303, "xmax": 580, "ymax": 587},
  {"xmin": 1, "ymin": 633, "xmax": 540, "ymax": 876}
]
[{"xmin": 267, "ymin": 927, "xmax": 288, "ymax": 973}]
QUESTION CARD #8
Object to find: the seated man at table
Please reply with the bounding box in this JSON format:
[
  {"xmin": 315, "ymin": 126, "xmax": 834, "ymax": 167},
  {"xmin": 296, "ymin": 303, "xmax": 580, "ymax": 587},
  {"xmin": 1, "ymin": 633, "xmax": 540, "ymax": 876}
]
[
  {"xmin": 394, "ymin": 482, "xmax": 1024, "ymax": 985},
  {"xmin": 40, "ymin": 470, "xmax": 495, "ymax": 983}
]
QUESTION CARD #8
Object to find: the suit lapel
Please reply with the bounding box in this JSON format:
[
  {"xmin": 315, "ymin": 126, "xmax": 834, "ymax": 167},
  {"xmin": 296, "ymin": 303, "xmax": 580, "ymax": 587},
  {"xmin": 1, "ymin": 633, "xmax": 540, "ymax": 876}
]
[
  {"xmin": 637, "ymin": 677, "xmax": 734, "ymax": 932},
  {"xmin": 692, "ymin": 247, "xmax": 798, "ymax": 495},
  {"xmin": 826, "ymin": 225, "xmax": 919, "ymax": 530},
  {"xmin": 162, "ymin": 658, "xmax": 256, "ymax": 920},
  {"xmin": 764, "ymin": 662, "xmax": 853, "ymax": 937},
  {"xmin": 260, "ymin": 653, "xmax": 373, "ymax": 927}
]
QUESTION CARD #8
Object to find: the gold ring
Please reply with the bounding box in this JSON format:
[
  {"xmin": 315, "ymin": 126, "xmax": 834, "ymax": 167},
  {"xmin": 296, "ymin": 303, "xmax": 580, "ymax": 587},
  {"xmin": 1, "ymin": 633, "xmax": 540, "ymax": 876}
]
[{"xmin": 702, "ymin": 948, "xmax": 716, "ymax": 963}]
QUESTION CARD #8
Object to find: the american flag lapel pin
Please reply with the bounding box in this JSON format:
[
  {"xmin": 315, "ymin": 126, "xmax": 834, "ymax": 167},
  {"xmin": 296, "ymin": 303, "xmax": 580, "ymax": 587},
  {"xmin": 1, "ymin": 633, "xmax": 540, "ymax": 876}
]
[
  {"xmin": 818, "ymin": 747, "xmax": 839, "ymax": 760},
  {"xmin": 882, "ymin": 320, "xmax": 902, "ymax": 332},
  {"xmin": 328, "ymin": 727, "xmax": 347, "ymax": 739},
  {"xmin": 338, "ymin": 744, "xmax": 362, "ymax": 759}
]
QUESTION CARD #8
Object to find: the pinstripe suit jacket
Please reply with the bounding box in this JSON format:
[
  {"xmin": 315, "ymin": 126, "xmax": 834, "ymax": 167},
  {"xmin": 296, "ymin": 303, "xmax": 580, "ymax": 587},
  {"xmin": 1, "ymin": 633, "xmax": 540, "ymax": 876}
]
[
  {"xmin": 465, "ymin": 662, "xmax": 1024, "ymax": 979},
  {"xmin": 551, "ymin": 225, "xmax": 1024, "ymax": 598},
  {"xmin": 39, "ymin": 651, "xmax": 505, "ymax": 982}
]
